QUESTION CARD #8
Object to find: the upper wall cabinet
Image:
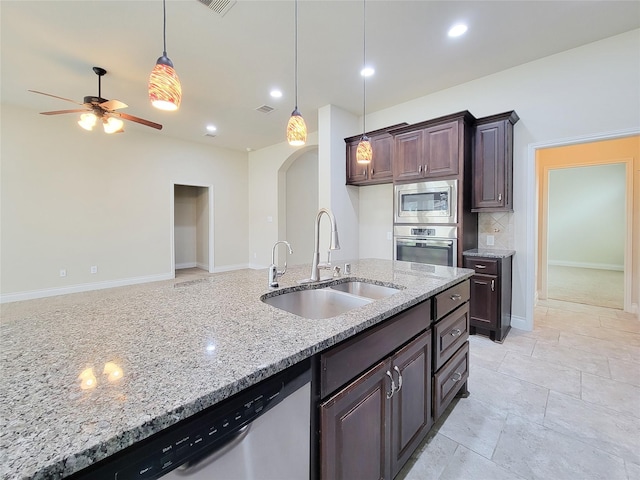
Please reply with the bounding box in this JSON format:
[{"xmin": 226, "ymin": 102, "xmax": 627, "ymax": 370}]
[
  {"xmin": 390, "ymin": 112, "xmax": 475, "ymax": 182},
  {"xmin": 472, "ymin": 111, "xmax": 519, "ymax": 212},
  {"xmin": 345, "ymin": 124, "xmax": 407, "ymax": 186}
]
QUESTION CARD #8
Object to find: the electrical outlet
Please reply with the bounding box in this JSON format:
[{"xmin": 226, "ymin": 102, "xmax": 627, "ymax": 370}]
[
  {"xmin": 59, "ymin": 269, "xmax": 67, "ymax": 277},
  {"xmin": 486, "ymin": 235, "xmax": 495, "ymax": 246},
  {"xmin": 90, "ymin": 266, "xmax": 98, "ymax": 274}
]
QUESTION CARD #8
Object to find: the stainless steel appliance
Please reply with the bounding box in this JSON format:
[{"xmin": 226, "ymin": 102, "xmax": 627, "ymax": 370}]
[
  {"xmin": 394, "ymin": 179, "xmax": 458, "ymax": 224},
  {"xmin": 394, "ymin": 225, "xmax": 458, "ymax": 267},
  {"xmin": 74, "ymin": 361, "xmax": 311, "ymax": 480}
]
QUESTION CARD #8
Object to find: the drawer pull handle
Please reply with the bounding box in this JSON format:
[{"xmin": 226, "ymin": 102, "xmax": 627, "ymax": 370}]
[
  {"xmin": 475, "ymin": 264, "xmax": 486, "ymax": 269},
  {"xmin": 385, "ymin": 370, "xmax": 396, "ymax": 399},
  {"xmin": 491, "ymin": 279, "xmax": 495, "ymax": 292},
  {"xmin": 498, "ymin": 193, "xmax": 503, "ymax": 202},
  {"xmin": 450, "ymin": 294, "xmax": 462, "ymax": 301},
  {"xmin": 393, "ymin": 366, "xmax": 403, "ymax": 392},
  {"xmin": 371, "ymin": 168, "xmax": 374, "ymax": 175},
  {"xmin": 451, "ymin": 372, "xmax": 462, "ymax": 383},
  {"xmin": 450, "ymin": 328, "xmax": 462, "ymax": 337}
]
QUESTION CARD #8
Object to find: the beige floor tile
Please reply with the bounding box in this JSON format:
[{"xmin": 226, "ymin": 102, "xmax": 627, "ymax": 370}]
[
  {"xmin": 468, "ymin": 365, "xmax": 549, "ymax": 424},
  {"xmin": 581, "ymin": 372, "xmax": 640, "ymax": 418},
  {"xmin": 601, "ymin": 316, "xmax": 640, "ymax": 334},
  {"xmin": 608, "ymin": 357, "xmax": 640, "ymax": 386},
  {"xmin": 625, "ymin": 461, "xmax": 640, "ymax": 480},
  {"xmin": 497, "ymin": 351, "xmax": 582, "ymax": 397},
  {"xmin": 492, "ymin": 414, "xmax": 628, "ymax": 480},
  {"xmin": 469, "ymin": 336, "xmax": 507, "ymax": 371},
  {"xmin": 540, "ymin": 308, "xmax": 602, "ymax": 329},
  {"xmin": 517, "ymin": 324, "xmax": 561, "ymax": 344},
  {"xmin": 559, "ymin": 331, "xmax": 638, "ymax": 361},
  {"xmin": 395, "ymin": 432, "xmax": 458, "ymax": 480},
  {"xmin": 543, "ymin": 391, "xmax": 640, "ymax": 465},
  {"xmin": 439, "ymin": 445, "xmax": 526, "ymax": 480},
  {"xmin": 436, "ymin": 396, "xmax": 507, "ymax": 459},
  {"xmin": 571, "ymin": 325, "xmax": 640, "ymax": 347},
  {"xmin": 532, "ymin": 341, "xmax": 611, "ymax": 377},
  {"xmin": 499, "ymin": 332, "xmax": 537, "ymax": 356}
]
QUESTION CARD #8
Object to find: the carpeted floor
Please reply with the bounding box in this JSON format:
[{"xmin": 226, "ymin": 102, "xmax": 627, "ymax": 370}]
[{"xmin": 547, "ymin": 265, "xmax": 624, "ymax": 309}]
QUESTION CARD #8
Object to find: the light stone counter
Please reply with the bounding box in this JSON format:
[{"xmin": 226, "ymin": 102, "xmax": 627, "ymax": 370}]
[{"xmin": 0, "ymin": 259, "xmax": 473, "ymax": 479}]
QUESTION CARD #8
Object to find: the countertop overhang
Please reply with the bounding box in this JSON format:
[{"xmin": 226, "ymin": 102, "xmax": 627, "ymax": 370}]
[{"xmin": 0, "ymin": 259, "xmax": 473, "ymax": 479}]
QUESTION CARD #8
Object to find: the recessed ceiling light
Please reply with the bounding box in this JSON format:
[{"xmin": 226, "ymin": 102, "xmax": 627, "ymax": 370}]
[
  {"xmin": 360, "ymin": 66, "xmax": 375, "ymax": 77},
  {"xmin": 270, "ymin": 89, "xmax": 283, "ymax": 98},
  {"xmin": 448, "ymin": 23, "xmax": 468, "ymax": 38},
  {"xmin": 206, "ymin": 125, "xmax": 217, "ymax": 132}
]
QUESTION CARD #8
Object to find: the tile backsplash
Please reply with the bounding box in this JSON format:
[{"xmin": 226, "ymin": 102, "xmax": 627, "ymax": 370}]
[{"xmin": 478, "ymin": 212, "xmax": 514, "ymax": 249}]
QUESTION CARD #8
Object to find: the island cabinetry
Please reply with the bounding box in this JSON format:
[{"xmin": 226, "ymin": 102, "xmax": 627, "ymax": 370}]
[
  {"xmin": 345, "ymin": 124, "xmax": 407, "ymax": 186},
  {"xmin": 390, "ymin": 111, "xmax": 474, "ymax": 182},
  {"xmin": 463, "ymin": 254, "xmax": 513, "ymax": 342},
  {"xmin": 472, "ymin": 111, "xmax": 519, "ymax": 212},
  {"xmin": 319, "ymin": 299, "xmax": 433, "ymax": 480},
  {"xmin": 432, "ymin": 281, "xmax": 470, "ymax": 421}
]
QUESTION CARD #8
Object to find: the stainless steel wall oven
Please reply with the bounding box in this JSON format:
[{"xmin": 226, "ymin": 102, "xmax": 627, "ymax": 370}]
[{"xmin": 394, "ymin": 225, "xmax": 458, "ymax": 267}]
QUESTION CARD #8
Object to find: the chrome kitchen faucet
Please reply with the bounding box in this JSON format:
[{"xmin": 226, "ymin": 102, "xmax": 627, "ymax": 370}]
[
  {"xmin": 300, "ymin": 208, "xmax": 340, "ymax": 283},
  {"xmin": 269, "ymin": 240, "xmax": 293, "ymax": 288}
]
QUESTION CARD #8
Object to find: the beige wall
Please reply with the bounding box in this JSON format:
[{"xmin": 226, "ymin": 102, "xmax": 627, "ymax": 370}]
[{"xmin": 1, "ymin": 104, "xmax": 248, "ymax": 300}]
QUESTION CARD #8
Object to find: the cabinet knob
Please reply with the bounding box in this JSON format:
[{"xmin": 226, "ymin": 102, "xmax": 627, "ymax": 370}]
[
  {"xmin": 385, "ymin": 370, "xmax": 396, "ymax": 399},
  {"xmin": 450, "ymin": 328, "xmax": 462, "ymax": 337},
  {"xmin": 451, "ymin": 372, "xmax": 463, "ymax": 383}
]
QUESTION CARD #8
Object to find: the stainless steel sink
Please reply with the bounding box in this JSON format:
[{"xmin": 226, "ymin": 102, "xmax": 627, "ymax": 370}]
[
  {"xmin": 329, "ymin": 281, "xmax": 400, "ymax": 300},
  {"xmin": 262, "ymin": 288, "xmax": 372, "ymax": 319}
]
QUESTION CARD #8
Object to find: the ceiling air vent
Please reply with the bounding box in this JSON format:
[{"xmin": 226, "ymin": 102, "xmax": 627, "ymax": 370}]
[
  {"xmin": 203, "ymin": 133, "xmax": 217, "ymax": 138},
  {"xmin": 196, "ymin": 0, "xmax": 236, "ymax": 17},
  {"xmin": 255, "ymin": 105, "xmax": 275, "ymax": 114}
]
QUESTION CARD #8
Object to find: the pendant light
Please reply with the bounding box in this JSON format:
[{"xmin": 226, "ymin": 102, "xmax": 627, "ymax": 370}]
[
  {"xmin": 286, "ymin": 0, "xmax": 307, "ymax": 146},
  {"xmin": 148, "ymin": 0, "xmax": 182, "ymax": 111},
  {"xmin": 356, "ymin": 0, "xmax": 372, "ymax": 164}
]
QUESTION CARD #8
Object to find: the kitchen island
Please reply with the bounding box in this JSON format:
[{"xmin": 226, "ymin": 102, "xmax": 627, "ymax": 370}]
[{"xmin": 0, "ymin": 259, "xmax": 473, "ymax": 479}]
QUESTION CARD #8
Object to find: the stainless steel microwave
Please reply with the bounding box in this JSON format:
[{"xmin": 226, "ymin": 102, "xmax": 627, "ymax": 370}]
[{"xmin": 394, "ymin": 179, "xmax": 458, "ymax": 224}]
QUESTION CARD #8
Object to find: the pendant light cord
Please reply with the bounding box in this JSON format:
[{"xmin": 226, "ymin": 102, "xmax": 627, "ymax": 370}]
[
  {"xmin": 294, "ymin": 0, "xmax": 299, "ymax": 110},
  {"xmin": 162, "ymin": 0, "xmax": 167, "ymax": 56},
  {"xmin": 362, "ymin": 0, "xmax": 367, "ymax": 136}
]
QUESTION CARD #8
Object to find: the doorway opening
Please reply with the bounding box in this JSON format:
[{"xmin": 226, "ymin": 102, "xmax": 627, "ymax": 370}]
[{"xmin": 173, "ymin": 184, "xmax": 214, "ymax": 280}]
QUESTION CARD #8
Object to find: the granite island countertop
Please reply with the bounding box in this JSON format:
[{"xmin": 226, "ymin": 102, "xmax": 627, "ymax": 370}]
[{"xmin": 0, "ymin": 259, "xmax": 473, "ymax": 479}]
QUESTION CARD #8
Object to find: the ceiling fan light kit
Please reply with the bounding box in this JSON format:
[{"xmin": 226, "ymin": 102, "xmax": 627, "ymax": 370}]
[{"xmin": 149, "ymin": 0, "xmax": 182, "ymax": 111}]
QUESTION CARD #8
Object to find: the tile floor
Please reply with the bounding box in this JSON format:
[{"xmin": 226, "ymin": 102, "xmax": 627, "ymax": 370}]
[{"xmin": 397, "ymin": 299, "xmax": 640, "ymax": 480}]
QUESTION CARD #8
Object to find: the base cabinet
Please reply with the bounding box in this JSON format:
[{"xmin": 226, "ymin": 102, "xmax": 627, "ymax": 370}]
[
  {"xmin": 320, "ymin": 331, "xmax": 432, "ymax": 480},
  {"xmin": 463, "ymin": 255, "xmax": 513, "ymax": 342}
]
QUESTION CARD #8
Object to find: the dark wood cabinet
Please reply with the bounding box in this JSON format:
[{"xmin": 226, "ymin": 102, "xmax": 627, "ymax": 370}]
[
  {"xmin": 472, "ymin": 111, "xmax": 519, "ymax": 212},
  {"xmin": 345, "ymin": 124, "xmax": 407, "ymax": 186},
  {"xmin": 391, "ymin": 114, "xmax": 471, "ymax": 181},
  {"xmin": 320, "ymin": 330, "xmax": 432, "ymax": 480},
  {"xmin": 463, "ymin": 254, "xmax": 513, "ymax": 342}
]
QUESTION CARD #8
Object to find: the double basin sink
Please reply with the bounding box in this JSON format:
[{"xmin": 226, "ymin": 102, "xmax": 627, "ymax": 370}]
[{"xmin": 262, "ymin": 281, "xmax": 401, "ymax": 319}]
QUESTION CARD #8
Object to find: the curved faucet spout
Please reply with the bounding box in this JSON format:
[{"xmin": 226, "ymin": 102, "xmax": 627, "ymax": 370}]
[
  {"xmin": 309, "ymin": 208, "xmax": 340, "ymax": 282},
  {"xmin": 269, "ymin": 240, "xmax": 293, "ymax": 288}
]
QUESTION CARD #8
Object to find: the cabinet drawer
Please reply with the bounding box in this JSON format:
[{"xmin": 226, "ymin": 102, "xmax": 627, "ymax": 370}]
[
  {"xmin": 434, "ymin": 281, "xmax": 470, "ymax": 320},
  {"xmin": 433, "ymin": 342, "xmax": 469, "ymax": 420},
  {"xmin": 463, "ymin": 257, "xmax": 498, "ymax": 275},
  {"xmin": 433, "ymin": 303, "xmax": 469, "ymax": 371},
  {"xmin": 320, "ymin": 299, "xmax": 431, "ymax": 399}
]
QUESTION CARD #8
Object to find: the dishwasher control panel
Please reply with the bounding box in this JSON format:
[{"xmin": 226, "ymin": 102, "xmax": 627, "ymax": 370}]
[{"xmin": 70, "ymin": 360, "xmax": 310, "ymax": 480}]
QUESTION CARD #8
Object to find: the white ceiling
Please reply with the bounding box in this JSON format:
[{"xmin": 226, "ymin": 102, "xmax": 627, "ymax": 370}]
[{"xmin": 2, "ymin": 0, "xmax": 639, "ymax": 152}]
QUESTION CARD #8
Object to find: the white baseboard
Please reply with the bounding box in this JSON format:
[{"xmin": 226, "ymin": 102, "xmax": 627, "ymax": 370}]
[
  {"xmin": 196, "ymin": 262, "xmax": 209, "ymax": 271},
  {"xmin": 248, "ymin": 262, "xmax": 268, "ymax": 270},
  {"xmin": 175, "ymin": 262, "xmax": 197, "ymax": 270},
  {"xmin": 212, "ymin": 263, "xmax": 250, "ymax": 273},
  {"xmin": 547, "ymin": 260, "xmax": 624, "ymax": 271},
  {"xmin": 510, "ymin": 314, "xmax": 530, "ymax": 331},
  {"xmin": 0, "ymin": 273, "xmax": 174, "ymax": 304}
]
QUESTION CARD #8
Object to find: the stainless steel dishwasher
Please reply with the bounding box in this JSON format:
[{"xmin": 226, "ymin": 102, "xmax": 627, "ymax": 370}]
[{"xmin": 73, "ymin": 360, "xmax": 311, "ymax": 480}]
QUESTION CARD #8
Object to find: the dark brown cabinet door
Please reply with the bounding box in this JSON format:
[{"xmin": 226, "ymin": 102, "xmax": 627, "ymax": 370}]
[
  {"xmin": 369, "ymin": 133, "xmax": 394, "ymax": 182},
  {"xmin": 320, "ymin": 360, "xmax": 392, "ymax": 480},
  {"xmin": 424, "ymin": 121, "xmax": 459, "ymax": 177},
  {"xmin": 346, "ymin": 140, "xmax": 369, "ymax": 184},
  {"xmin": 390, "ymin": 330, "xmax": 432, "ymax": 478},
  {"xmin": 468, "ymin": 273, "xmax": 499, "ymax": 328},
  {"xmin": 472, "ymin": 111, "xmax": 519, "ymax": 211},
  {"xmin": 393, "ymin": 130, "xmax": 424, "ymax": 182}
]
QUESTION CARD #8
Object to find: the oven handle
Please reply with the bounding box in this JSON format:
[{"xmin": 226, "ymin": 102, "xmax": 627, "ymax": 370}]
[{"xmin": 395, "ymin": 237, "xmax": 455, "ymax": 248}]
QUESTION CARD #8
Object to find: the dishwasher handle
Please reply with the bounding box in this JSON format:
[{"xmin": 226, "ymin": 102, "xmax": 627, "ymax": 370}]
[{"xmin": 171, "ymin": 424, "xmax": 252, "ymax": 476}]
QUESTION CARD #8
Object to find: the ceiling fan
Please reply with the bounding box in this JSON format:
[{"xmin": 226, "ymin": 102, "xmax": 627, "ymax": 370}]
[{"xmin": 29, "ymin": 66, "xmax": 162, "ymax": 133}]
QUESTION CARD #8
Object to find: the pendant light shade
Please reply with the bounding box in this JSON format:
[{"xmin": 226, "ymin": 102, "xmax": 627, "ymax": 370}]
[
  {"xmin": 149, "ymin": 0, "xmax": 182, "ymax": 111},
  {"xmin": 287, "ymin": 0, "xmax": 306, "ymax": 146},
  {"xmin": 357, "ymin": 0, "xmax": 372, "ymax": 164}
]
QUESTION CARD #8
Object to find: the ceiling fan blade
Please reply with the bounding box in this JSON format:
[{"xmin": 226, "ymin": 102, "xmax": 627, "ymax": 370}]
[
  {"xmin": 40, "ymin": 109, "xmax": 89, "ymax": 115},
  {"xmin": 117, "ymin": 112, "xmax": 163, "ymax": 130},
  {"xmin": 28, "ymin": 90, "xmax": 83, "ymax": 105},
  {"xmin": 100, "ymin": 99, "xmax": 128, "ymax": 111}
]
